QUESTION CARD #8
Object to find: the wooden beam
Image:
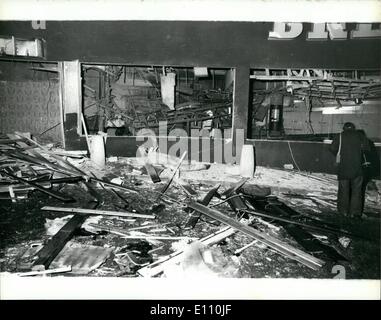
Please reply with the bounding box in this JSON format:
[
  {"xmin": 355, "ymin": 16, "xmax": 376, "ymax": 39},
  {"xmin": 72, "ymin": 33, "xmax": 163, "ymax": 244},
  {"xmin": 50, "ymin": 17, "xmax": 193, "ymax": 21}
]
[
  {"xmin": 1, "ymin": 171, "xmax": 75, "ymax": 203},
  {"xmin": 6, "ymin": 148, "xmax": 78, "ymax": 177},
  {"xmin": 220, "ymin": 178, "xmax": 249, "ymax": 212},
  {"xmin": 155, "ymin": 151, "xmax": 187, "ymax": 202},
  {"xmin": 0, "ymin": 182, "xmax": 50, "ymax": 193},
  {"xmin": 80, "ymin": 113, "xmax": 91, "ymax": 153},
  {"xmin": 184, "ymin": 183, "xmax": 221, "ymax": 229},
  {"xmin": 226, "ymin": 196, "xmax": 247, "ymax": 212},
  {"xmin": 138, "ymin": 226, "xmax": 237, "ymax": 277},
  {"xmin": 41, "ymin": 206, "xmax": 155, "ymax": 219},
  {"xmin": 145, "ymin": 162, "xmax": 161, "ymax": 183},
  {"xmin": 90, "ymin": 177, "xmax": 140, "ymax": 194},
  {"xmin": 32, "ymin": 214, "xmax": 88, "ymax": 270},
  {"xmin": 17, "ymin": 266, "xmax": 72, "ymax": 276},
  {"xmin": 187, "ymin": 201, "xmax": 325, "ymax": 270},
  {"xmin": 263, "ymin": 204, "xmax": 362, "ymax": 239},
  {"xmin": 30, "ymin": 67, "xmax": 58, "ymax": 73},
  {"xmin": 221, "ymin": 177, "xmax": 249, "ymax": 198},
  {"xmin": 88, "ymin": 223, "xmax": 195, "ymax": 241},
  {"xmin": 234, "ymin": 240, "xmax": 258, "ymax": 255},
  {"xmin": 0, "ymin": 138, "xmax": 23, "ymax": 144}
]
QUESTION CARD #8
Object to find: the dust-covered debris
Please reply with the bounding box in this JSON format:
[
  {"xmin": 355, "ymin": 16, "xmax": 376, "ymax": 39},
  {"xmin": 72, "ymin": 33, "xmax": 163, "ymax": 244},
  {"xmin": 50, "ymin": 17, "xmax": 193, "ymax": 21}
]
[{"xmin": 0, "ymin": 134, "xmax": 380, "ymax": 279}]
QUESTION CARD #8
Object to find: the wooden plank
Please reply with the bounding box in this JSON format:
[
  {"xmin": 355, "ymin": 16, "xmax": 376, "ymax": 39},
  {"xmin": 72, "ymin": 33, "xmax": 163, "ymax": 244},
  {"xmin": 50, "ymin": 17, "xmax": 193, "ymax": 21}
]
[
  {"xmin": 0, "ymin": 182, "xmax": 50, "ymax": 193},
  {"xmin": 49, "ymin": 154, "xmax": 87, "ymax": 176},
  {"xmin": 16, "ymin": 266, "xmax": 72, "ymax": 277},
  {"xmin": 52, "ymin": 150, "xmax": 87, "ymax": 157},
  {"xmin": 221, "ymin": 177, "xmax": 249, "ymax": 198},
  {"xmin": 184, "ymin": 183, "xmax": 221, "ymax": 229},
  {"xmin": 145, "ymin": 162, "xmax": 161, "ymax": 183},
  {"xmin": 201, "ymin": 226, "xmax": 237, "ymax": 246},
  {"xmin": 30, "ymin": 67, "xmax": 58, "ymax": 73},
  {"xmin": 14, "ymin": 134, "xmax": 84, "ymax": 176},
  {"xmin": 199, "ymin": 184, "xmax": 221, "ymax": 206},
  {"xmin": 155, "ymin": 151, "xmax": 187, "ymax": 202},
  {"xmin": 11, "ymin": 134, "xmax": 62, "ymax": 170},
  {"xmin": 50, "ymin": 242, "xmax": 113, "ymax": 274},
  {"xmin": 241, "ymin": 184, "xmax": 271, "ymax": 197},
  {"xmin": 12, "ymin": 133, "xmax": 83, "ymax": 176},
  {"xmin": 279, "ymin": 223, "xmax": 348, "ymax": 262},
  {"xmin": 187, "ymin": 201, "xmax": 325, "ymax": 270},
  {"xmin": 110, "ymin": 188, "xmax": 129, "ymax": 207},
  {"xmin": 88, "ymin": 223, "xmax": 195, "ymax": 240},
  {"xmin": 128, "ymin": 222, "xmax": 170, "ymax": 231},
  {"xmin": 221, "ymin": 177, "xmax": 248, "ymax": 212},
  {"xmin": 138, "ymin": 226, "xmax": 237, "ymax": 277},
  {"xmin": 41, "ymin": 206, "xmax": 155, "ymax": 219},
  {"xmin": 0, "ymin": 138, "xmax": 23, "ymax": 144},
  {"xmin": 80, "ymin": 113, "xmax": 91, "ymax": 152},
  {"xmin": 265, "ymin": 204, "xmax": 360, "ymax": 239},
  {"xmin": 1, "ymin": 171, "xmax": 75, "ymax": 202},
  {"xmin": 6, "ymin": 149, "xmax": 78, "ymax": 176},
  {"xmin": 48, "ymin": 176, "xmax": 84, "ymax": 184},
  {"xmin": 5, "ymin": 150, "xmax": 48, "ymax": 167},
  {"xmin": 234, "ymin": 240, "xmax": 258, "ymax": 255},
  {"xmin": 227, "ymin": 196, "xmax": 247, "ymax": 212},
  {"xmin": 90, "ymin": 177, "xmax": 140, "ymax": 194},
  {"xmin": 32, "ymin": 214, "xmax": 88, "ymax": 270}
]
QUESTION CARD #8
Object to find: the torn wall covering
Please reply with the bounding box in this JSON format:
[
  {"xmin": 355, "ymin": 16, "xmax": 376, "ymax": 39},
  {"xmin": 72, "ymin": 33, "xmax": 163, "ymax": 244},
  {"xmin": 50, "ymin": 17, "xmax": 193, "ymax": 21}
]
[{"xmin": 0, "ymin": 81, "xmax": 61, "ymax": 142}]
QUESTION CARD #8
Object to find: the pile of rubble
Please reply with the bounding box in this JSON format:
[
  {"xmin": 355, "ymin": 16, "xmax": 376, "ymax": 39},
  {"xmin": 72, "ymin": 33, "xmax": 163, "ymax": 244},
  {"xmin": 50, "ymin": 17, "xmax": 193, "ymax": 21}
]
[{"xmin": 0, "ymin": 132, "xmax": 378, "ymax": 278}]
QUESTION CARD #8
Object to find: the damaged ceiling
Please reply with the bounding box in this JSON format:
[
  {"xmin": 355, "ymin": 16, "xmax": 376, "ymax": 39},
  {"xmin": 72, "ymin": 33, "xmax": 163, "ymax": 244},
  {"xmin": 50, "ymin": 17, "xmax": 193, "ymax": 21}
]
[{"xmin": 82, "ymin": 65, "xmax": 233, "ymax": 136}]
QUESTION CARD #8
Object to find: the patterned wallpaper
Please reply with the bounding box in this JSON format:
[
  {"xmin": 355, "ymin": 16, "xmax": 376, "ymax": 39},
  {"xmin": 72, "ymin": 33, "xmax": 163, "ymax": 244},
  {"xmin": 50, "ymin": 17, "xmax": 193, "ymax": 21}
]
[{"xmin": 0, "ymin": 80, "xmax": 62, "ymax": 143}]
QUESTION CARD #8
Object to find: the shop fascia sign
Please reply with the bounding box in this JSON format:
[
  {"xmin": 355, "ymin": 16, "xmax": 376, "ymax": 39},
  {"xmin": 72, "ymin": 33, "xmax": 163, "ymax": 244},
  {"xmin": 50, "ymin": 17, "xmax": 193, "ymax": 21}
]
[{"xmin": 269, "ymin": 23, "xmax": 381, "ymax": 40}]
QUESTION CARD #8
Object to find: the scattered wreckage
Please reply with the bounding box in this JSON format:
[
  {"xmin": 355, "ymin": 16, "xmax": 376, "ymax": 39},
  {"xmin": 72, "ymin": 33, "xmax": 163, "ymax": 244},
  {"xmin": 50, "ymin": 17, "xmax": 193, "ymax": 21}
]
[{"xmin": 0, "ymin": 132, "xmax": 377, "ymax": 278}]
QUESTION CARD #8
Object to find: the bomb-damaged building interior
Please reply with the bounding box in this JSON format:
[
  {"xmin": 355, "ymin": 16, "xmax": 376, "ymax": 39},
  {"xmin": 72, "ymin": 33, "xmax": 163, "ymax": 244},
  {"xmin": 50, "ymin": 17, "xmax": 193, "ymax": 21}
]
[{"xmin": 0, "ymin": 21, "xmax": 380, "ymax": 279}]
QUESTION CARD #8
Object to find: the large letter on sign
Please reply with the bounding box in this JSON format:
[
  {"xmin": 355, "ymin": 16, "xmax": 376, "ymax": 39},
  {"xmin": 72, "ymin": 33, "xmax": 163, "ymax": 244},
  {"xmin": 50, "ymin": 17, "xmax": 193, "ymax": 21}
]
[
  {"xmin": 31, "ymin": 20, "xmax": 46, "ymax": 30},
  {"xmin": 307, "ymin": 23, "xmax": 328, "ymax": 40},
  {"xmin": 351, "ymin": 24, "xmax": 381, "ymax": 38},
  {"xmin": 269, "ymin": 23, "xmax": 303, "ymax": 39},
  {"xmin": 327, "ymin": 23, "xmax": 347, "ymax": 40}
]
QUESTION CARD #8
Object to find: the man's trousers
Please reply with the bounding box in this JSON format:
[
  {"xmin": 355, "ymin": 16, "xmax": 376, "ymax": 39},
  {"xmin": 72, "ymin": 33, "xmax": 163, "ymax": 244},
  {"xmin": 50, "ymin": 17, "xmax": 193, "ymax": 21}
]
[{"xmin": 337, "ymin": 175, "xmax": 364, "ymax": 217}]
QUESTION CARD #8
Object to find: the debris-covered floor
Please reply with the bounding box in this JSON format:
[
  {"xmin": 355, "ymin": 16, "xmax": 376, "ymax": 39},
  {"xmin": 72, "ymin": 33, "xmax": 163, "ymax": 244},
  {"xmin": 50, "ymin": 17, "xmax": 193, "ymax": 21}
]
[{"xmin": 0, "ymin": 135, "xmax": 380, "ymax": 279}]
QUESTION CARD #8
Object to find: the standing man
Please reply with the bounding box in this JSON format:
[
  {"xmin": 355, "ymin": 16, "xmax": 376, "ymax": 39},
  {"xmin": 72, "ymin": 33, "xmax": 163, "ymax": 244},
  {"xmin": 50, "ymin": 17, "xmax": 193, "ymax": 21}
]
[{"xmin": 329, "ymin": 122, "xmax": 370, "ymax": 220}]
